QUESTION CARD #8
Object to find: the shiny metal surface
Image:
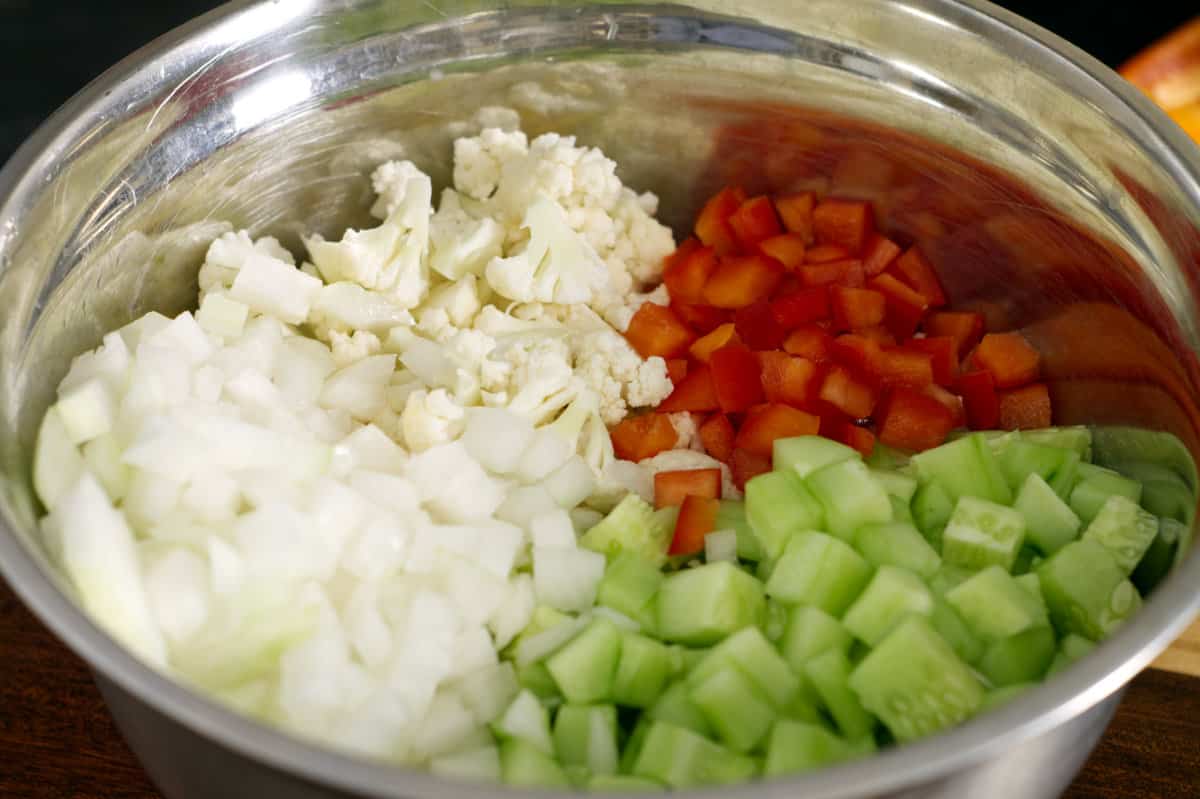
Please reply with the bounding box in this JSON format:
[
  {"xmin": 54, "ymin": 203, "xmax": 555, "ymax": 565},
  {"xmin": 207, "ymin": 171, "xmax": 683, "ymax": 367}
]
[{"xmin": 1, "ymin": 1, "xmax": 1199, "ymax": 797}]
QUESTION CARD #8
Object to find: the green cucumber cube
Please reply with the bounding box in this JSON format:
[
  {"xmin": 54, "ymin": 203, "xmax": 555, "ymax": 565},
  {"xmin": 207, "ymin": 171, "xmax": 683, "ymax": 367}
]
[
  {"xmin": 620, "ymin": 717, "xmax": 651, "ymax": 774},
  {"xmin": 763, "ymin": 720, "xmax": 863, "ymax": 776},
  {"xmin": 945, "ymin": 565, "xmax": 1047, "ymax": 640},
  {"xmin": 1045, "ymin": 633, "xmax": 1097, "ymax": 677},
  {"xmin": 842, "ymin": 565, "xmax": 934, "ymax": 646},
  {"xmin": 980, "ymin": 682, "xmax": 1034, "ymax": 712},
  {"xmin": 804, "ymin": 649, "xmax": 876, "ymax": 740},
  {"xmin": 929, "ymin": 599, "xmax": 984, "ymax": 664},
  {"xmin": 689, "ymin": 665, "xmax": 777, "ymax": 752},
  {"xmin": 871, "ymin": 468, "xmax": 919, "ymax": 502},
  {"xmin": 687, "ymin": 626, "xmax": 798, "ymax": 709},
  {"xmin": 1047, "ymin": 450, "xmax": 1082, "ymax": 501},
  {"xmin": 782, "ymin": 677, "xmax": 825, "ymax": 724},
  {"xmin": 1113, "ymin": 460, "xmax": 1194, "ymax": 523},
  {"xmin": 494, "ymin": 690, "xmax": 554, "ymax": 753},
  {"xmin": 597, "ymin": 552, "xmax": 663, "ymax": 632},
  {"xmin": 1081, "ymin": 494, "xmax": 1158, "ymax": 574},
  {"xmin": 588, "ymin": 774, "xmax": 664, "ymax": 792},
  {"xmin": 631, "ymin": 722, "xmax": 758, "ymax": 787},
  {"xmin": 545, "ymin": 618, "xmax": 622, "ymax": 704},
  {"xmin": 646, "ymin": 680, "xmax": 712, "ymax": 737},
  {"xmin": 763, "ymin": 598, "xmax": 789, "ymax": 642},
  {"xmin": 745, "ymin": 470, "xmax": 825, "ymax": 561},
  {"xmin": 553, "ymin": 704, "xmax": 619, "ymax": 775},
  {"xmin": 517, "ymin": 661, "xmax": 560, "ymax": 701},
  {"xmin": 613, "ymin": 633, "xmax": 673, "ymax": 708},
  {"xmin": 764, "ymin": 531, "xmax": 872, "ymax": 616},
  {"xmin": 890, "ymin": 494, "xmax": 915, "ymax": 525},
  {"xmin": 911, "ymin": 434, "xmax": 1012, "ymax": 505},
  {"xmin": 1014, "ymin": 572, "xmax": 1050, "ymax": 619},
  {"xmin": 806, "ymin": 459, "xmax": 893, "ymax": 540},
  {"xmin": 779, "ymin": 605, "xmax": 854, "ymax": 670},
  {"xmin": 581, "ymin": 494, "xmax": 673, "ymax": 566},
  {"xmin": 1013, "ymin": 473, "xmax": 1081, "ymax": 555},
  {"xmin": 656, "ymin": 562, "xmax": 765, "ymax": 646},
  {"xmin": 1068, "ymin": 465, "xmax": 1142, "ymax": 524},
  {"xmin": 499, "ymin": 739, "xmax": 570, "ymax": 787},
  {"xmin": 854, "ymin": 522, "xmax": 941, "ymax": 578},
  {"xmin": 978, "ymin": 625, "xmax": 1056, "ymax": 686},
  {"xmin": 1036, "ymin": 540, "xmax": 1142, "ymax": 640},
  {"xmin": 774, "ymin": 435, "xmax": 859, "ymax": 477},
  {"xmin": 866, "ymin": 441, "xmax": 911, "ymax": 470},
  {"xmin": 849, "ymin": 616, "xmax": 985, "ymax": 742},
  {"xmin": 912, "ymin": 480, "xmax": 955, "ymax": 540},
  {"xmin": 929, "ymin": 563, "xmax": 974, "ymax": 596},
  {"xmin": 942, "ymin": 496, "xmax": 1026, "ymax": 572},
  {"xmin": 1132, "ymin": 517, "xmax": 1186, "ymax": 596},
  {"xmin": 1010, "ymin": 544, "xmax": 1037, "ymax": 575},
  {"xmin": 1021, "ymin": 426, "xmax": 1092, "ymax": 459},
  {"xmin": 997, "ymin": 440, "xmax": 1074, "ymax": 493},
  {"xmin": 715, "ymin": 500, "xmax": 763, "ymax": 561}
]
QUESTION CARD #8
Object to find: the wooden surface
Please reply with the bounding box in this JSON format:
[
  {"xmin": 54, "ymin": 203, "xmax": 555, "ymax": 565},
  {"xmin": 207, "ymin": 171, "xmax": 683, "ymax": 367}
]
[
  {"xmin": 1, "ymin": 578, "xmax": 1197, "ymax": 798},
  {"xmin": 1152, "ymin": 617, "xmax": 1200, "ymax": 676}
]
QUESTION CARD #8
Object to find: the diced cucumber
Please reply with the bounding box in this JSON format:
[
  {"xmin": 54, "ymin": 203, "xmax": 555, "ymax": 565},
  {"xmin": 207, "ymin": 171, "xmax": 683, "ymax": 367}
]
[
  {"xmin": 687, "ymin": 626, "xmax": 798, "ymax": 709},
  {"xmin": 597, "ymin": 552, "xmax": 663, "ymax": 632},
  {"xmin": 1046, "ymin": 633, "xmax": 1097, "ymax": 676},
  {"xmin": 842, "ymin": 566, "xmax": 934, "ymax": 646},
  {"xmin": 631, "ymin": 722, "xmax": 758, "ymax": 787},
  {"xmin": 620, "ymin": 717, "xmax": 651, "ymax": 774},
  {"xmin": 854, "ymin": 522, "xmax": 941, "ymax": 579},
  {"xmin": 656, "ymin": 562, "xmax": 765, "ymax": 646},
  {"xmin": 1091, "ymin": 427, "xmax": 1194, "ymax": 497},
  {"xmin": 553, "ymin": 704, "xmax": 619, "ymax": 775},
  {"xmin": 1010, "ymin": 545, "xmax": 1037, "ymax": 575},
  {"xmin": 1132, "ymin": 517, "xmax": 1186, "ymax": 596},
  {"xmin": 804, "ymin": 649, "xmax": 876, "ymax": 740},
  {"xmin": 689, "ymin": 665, "xmax": 777, "ymax": 752},
  {"xmin": 1081, "ymin": 495, "xmax": 1158, "ymax": 574},
  {"xmin": 646, "ymin": 680, "xmax": 712, "ymax": 737},
  {"xmin": 764, "ymin": 531, "xmax": 872, "ymax": 616},
  {"xmin": 775, "ymin": 435, "xmax": 859, "ymax": 477},
  {"xmin": 912, "ymin": 480, "xmax": 955, "ymax": 540},
  {"xmin": 1107, "ymin": 460, "xmax": 1195, "ymax": 525},
  {"xmin": 806, "ymin": 459, "xmax": 893, "ymax": 540},
  {"xmin": 1068, "ymin": 465, "xmax": 1142, "ymax": 524},
  {"xmin": 545, "ymin": 618, "xmax": 622, "ymax": 703},
  {"xmin": 866, "ymin": 441, "xmax": 911, "ymax": 470},
  {"xmin": 997, "ymin": 440, "xmax": 1074, "ymax": 493},
  {"xmin": 1047, "ymin": 450, "xmax": 1082, "ymax": 501},
  {"xmin": 1022, "ymin": 426, "xmax": 1092, "ymax": 460},
  {"xmin": 1037, "ymin": 540, "xmax": 1141, "ymax": 640},
  {"xmin": 763, "ymin": 599, "xmax": 789, "ymax": 642},
  {"xmin": 494, "ymin": 690, "xmax": 554, "ymax": 754},
  {"xmin": 782, "ymin": 676, "xmax": 825, "ymax": 724},
  {"xmin": 1014, "ymin": 572, "xmax": 1050, "ymax": 620},
  {"xmin": 980, "ymin": 682, "xmax": 1033, "ymax": 712},
  {"xmin": 499, "ymin": 738, "xmax": 570, "ymax": 787},
  {"xmin": 715, "ymin": 500, "xmax": 762, "ymax": 561},
  {"xmin": 745, "ymin": 471, "xmax": 824, "ymax": 561},
  {"xmin": 613, "ymin": 633, "xmax": 673, "ymax": 708},
  {"xmin": 929, "ymin": 563, "xmax": 973, "ymax": 596},
  {"xmin": 779, "ymin": 605, "xmax": 854, "ymax": 670},
  {"xmin": 849, "ymin": 616, "xmax": 985, "ymax": 742},
  {"xmin": 978, "ymin": 625, "xmax": 1056, "ymax": 686},
  {"xmin": 942, "ymin": 496, "xmax": 1026, "ymax": 572},
  {"xmin": 763, "ymin": 720, "xmax": 862, "ymax": 776},
  {"xmin": 517, "ymin": 661, "xmax": 560, "ymax": 701},
  {"xmin": 580, "ymin": 494, "xmax": 673, "ymax": 566},
  {"xmin": 871, "ymin": 468, "xmax": 919, "ymax": 502},
  {"xmin": 890, "ymin": 495, "xmax": 915, "ymax": 525},
  {"xmin": 929, "ymin": 599, "xmax": 984, "ymax": 664},
  {"xmin": 1013, "ymin": 473, "xmax": 1081, "ymax": 555},
  {"xmin": 911, "ymin": 434, "xmax": 1012, "ymax": 505},
  {"xmin": 588, "ymin": 774, "xmax": 664, "ymax": 792},
  {"xmin": 945, "ymin": 566, "xmax": 1047, "ymax": 640}
]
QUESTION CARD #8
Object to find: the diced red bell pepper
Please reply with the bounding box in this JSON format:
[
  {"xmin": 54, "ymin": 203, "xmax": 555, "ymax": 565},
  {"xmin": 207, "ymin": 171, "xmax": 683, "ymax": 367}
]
[
  {"xmin": 838, "ymin": 422, "xmax": 877, "ymax": 457},
  {"xmin": 735, "ymin": 403, "xmax": 821, "ymax": 458},
  {"xmin": 655, "ymin": 468, "xmax": 723, "ymax": 508},
  {"xmin": 852, "ymin": 325, "xmax": 897, "ymax": 346},
  {"xmin": 831, "ymin": 287, "xmax": 887, "ymax": 331},
  {"xmin": 890, "ymin": 246, "xmax": 947, "ymax": 307},
  {"xmin": 876, "ymin": 387, "xmax": 957, "ymax": 451},
  {"xmin": 998, "ymin": 383, "xmax": 1052, "ymax": 430},
  {"xmin": 672, "ymin": 301, "xmax": 730, "ymax": 334},
  {"xmin": 729, "ymin": 195, "xmax": 783, "ymax": 249},
  {"xmin": 958, "ymin": 369, "xmax": 1000, "ymax": 430},
  {"xmin": 924, "ymin": 311, "xmax": 984, "ymax": 358},
  {"xmin": 876, "ymin": 346, "xmax": 935, "ymax": 387},
  {"xmin": 971, "ymin": 331, "xmax": 1041, "ymax": 389},
  {"xmin": 861, "ymin": 234, "xmax": 902, "ymax": 276},
  {"xmin": 610, "ymin": 413, "xmax": 678, "ymax": 461},
  {"xmin": 662, "ymin": 237, "xmax": 701, "ymax": 275},
  {"xmin": 689, "ymin": 322, "xmax": 741, "ymax": 363},
  {"xmin": 625, "ymin": 302, "xmax": 695, "ymax": 359},
  {"xmin": 922, "ymin": 383, "xmax": 966, "ymax": 428},
  {"xmin": 813, "ymin": 198, "xmax": 874, "ymax": 255},
  {"xmin": 666, "ymin": 358, "xmax": 689, "ymax": 383},
  {"xmin": 759, "ymin": 352, "xmax": 820, "ymax": 407},
  {"xmin": 670, "ymin": 495, "xmax": 721, "ymax": 555},
  {"xmin": 773, "ymin": 192, "xmax": 816, "ymax": 243},
  {"xmin": 904, "ymin": 337, "xmax": 958, "ymax": 386},
  {"xmin": 699, "ymin": 413, "xmax": 736, "ymax": 461},
  {"xmin": 771, "ymin": 287, "xmax": 830, "ymax": 329},
  {"xmin": 658, "ymin": 365, "xmax": 721, "ymax": 413},
  {"xmin": 758, "ymin": 233, "xmax": 807, "ymax": 270},
  {"xmin": 703, "ymin": 255, "xmax": 786, "ymax": 309},
  {"xmin": 663, "ymin": 243, "xmax": 718, "ymax": 304},
  {"xmin": 799, "ymin": 259, "xmax": 866, "ymax": 288},
  {"xmin": 804, "ymin": 244, "xmax": 852, "ymax": 263},
  {"xmin": 710, "ymin": 344, "xmax": 766, "ymax": 413},
  {"xmin": 783, "ymin": 324, "xmax": 834, "ymax": 362},
  {"xmin": 819, "ymin": 364, "xmax": 878, "ymax": 419},
  {"xmin": 830, "ymin": 333, "xmax": 884, "ymax": 377},
  {"xmin": 869, "ymin": 272, "xmax": 929, "ymax": 340},
  {"xmin": 734, "ymin": 300, "xmax": 786, "ymax": 350},
  {"xmin": 695, "ymin": 186, "xmax": 747, "ymax": 255},
  {"xmin": 730, "ymin": 447, "xmax": 772, "ymax": 491}
]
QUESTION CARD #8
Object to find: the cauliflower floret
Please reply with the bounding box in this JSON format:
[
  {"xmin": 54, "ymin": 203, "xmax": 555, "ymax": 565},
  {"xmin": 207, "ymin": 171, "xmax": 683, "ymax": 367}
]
[
  {"xmin": 198, "ymin": 231, "xmax": 295, "ymax": 299},
  {"xmin": 307, "ymin": 282, "xmax": 415, "ymax": 340},
  {"xmin": 482, "ymin": 335, "xmax": 580, "ymax": 424},
  {"xmin": 401, "ymin": 388, "xmax": 466, "ymax": 452},
  {"xmin": 642, "ymin": 449, "xmax": 740, "ymax": 500},
  {"xmin": 599, "ymin": 283, "xmax": 670, "ymax": 333},
  {"xmin": 574, "ymin": 326, "xmax": 673, "ymax": 425},
  {"xmin": 613, "ymin": 188, "xmax": 676, "ymax": 285},
  {"xmin": 428, "ymin": 189, "xmax": 505, "ymax": 280},
  {"xmin": 305, "ymin": 161, "xmax": 432, "ymax": 309},
  {"xmin": 668, "ymin": 412, "xmax": 704, "ymax": 451},
  {"xmin": 329, "ymin": 331, "xmax": 382, "ymax": 368},
  {"xmin": 422, "ymin": 275, "xmax": 484, "ymax": 329},
  {"xmin": 453, "ymin": 128, "xmax": 529, "ymax": 201}
]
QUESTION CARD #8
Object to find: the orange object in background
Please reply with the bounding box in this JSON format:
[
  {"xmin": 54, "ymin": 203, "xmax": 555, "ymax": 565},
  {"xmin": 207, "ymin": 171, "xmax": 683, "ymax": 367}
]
[{"xmin": 1121, "ymin": 18, "xmax": 1200, "ymax": 142}]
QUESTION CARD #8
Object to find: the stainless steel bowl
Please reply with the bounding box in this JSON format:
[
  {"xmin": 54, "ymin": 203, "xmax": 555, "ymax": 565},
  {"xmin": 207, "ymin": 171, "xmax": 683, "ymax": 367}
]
[{"xmin": 2, "ymin": 1, "xmax": 1199, "ymax": 797}]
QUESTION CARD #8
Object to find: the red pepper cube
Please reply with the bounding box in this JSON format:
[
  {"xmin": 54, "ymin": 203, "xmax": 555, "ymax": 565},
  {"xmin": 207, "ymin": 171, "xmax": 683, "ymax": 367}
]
[
  {"xmin": 853, "ymin": 325, "xmax": 897, "ymax": 346},
  {"xmin": 861, "ymin": 234, "xmax": 902, "ymax": 276},
  {"xmin": 831, "ymin": 287, "xmax": 887, "ymax": 331},
  {"xmin": 610, "ymin": 413, "xmax": 678, "ymax": 461},
  {"xmin": 922, "ymin": 383, "xmax": 966, "ymax": 429},
  {"xmin": 670, "ymin": 495, "xmax": 721, "ymax": 555},
  {"xmin": 958, "ymin": 369, "xmax": 1000, "ymax": 430},
  {"xmin": 839, "ymin": 422, "xmax": 877, "ymax": 458},
  {"xmin": 799, "ymin": 259, "xmax": 866, "ymax": 288},
  {"xmin": 783, "ymin": 324, "xmax": 834, "ymax": 362},
  {"xmin": 773, "ymin": 192, "xmax": 816, "ymax": 243},
  {"xmin": 730, "ymin": 447, "xmax": 772, "ymax": 491},
  {"xmin": 904, "ymin": 337, "xmax": 958, "ymax": 386},
  {"xmin": 625, "ymin": 302, "xmax": 695, "ymax": 359},
  {"xmin": 758, "ymin": 232, "xmax": 808, "ymax": 270},
  {"xmin": 672, "ymin": 301, "xmax": 731, "ymax": 334},
  {"xmin": 729, "ymin": 195, "xmax": 783, "ymax": 249},
  {"xmin": 654, "ymin": 468, "xmax": 723, "ymax": 508},
  {"xmin": 709, "ymin": 343, "xmax": 766, "ymax": 413},
  {"xmin": 735, "ymin": 403, "xmax": 821, "ymax": 458},
  {"xmin": 666, "ymin": 358, "xmax": 689, "ymax": 384},
  {"xmin": 663, "ymin": 243, "xmax": 718, "ymax": 304},
  {"xmin": 703, "ymin": 255, "xmax": 786, "ymax": 309},
  {"xmin": 876, "ymin": 387, "xmax": 957, "ymax": 451},
  {"xmin": 658, "ymin": 364, "xmax": 721, "ymax": 413},
  {"xmin": 805, "ymin": 244, "xmax": 852, "ymax": 264},
  {"xmin": 689, "ymin": 322, "xmax": 741, "ymax": 363},
  {"xmin": 890, "ymin": 246, "xmax": 947, "ymax": 307},
  {"xmin": 831, "ymin": 333, "xmax": 884, "ymax": 378},
  {"xmin": 734, "ymin": 300, "xmax": 786, "ymax": 350},
  {"xmin": 998, "ymin": 383, "xmax": 1052, "ymax": 430},
  {"xmin": 695, "ymin": 186, "xmax": 747, "ymax": 255},
  {"xmin": 699, "ymin": 413, "xmax": 736, "ymax": 461},
  {"xmin": 972, "ymin": 331, "xmax": 1041, "ymax": 389},
  {"xmin": 813, "ymin": 198, "xmax": 875, "ymax": 255},
  {"xmin": 924, "ymin": 310, "xmax": 985, "ymax": 358},
  {"xmin": 771, "ymin": 287, "xmax": 830, "ymax": 329},
  {"xmin": 759, "ymin": 352, "xmax": 820, "ymax": 408},
  {"xmin": 876, "ymin": 346, "xmax": 935, "ymax": 387},
  {"xmin": 819, "ymin": 365, "xmax": 878, "ymax": 419},
  {"xmin": 869, "ymin": 272, "xmax": 930, "ymax": 340}
]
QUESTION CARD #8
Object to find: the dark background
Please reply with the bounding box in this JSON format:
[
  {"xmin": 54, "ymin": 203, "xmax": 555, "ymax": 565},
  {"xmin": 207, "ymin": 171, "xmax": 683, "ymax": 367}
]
[{"xmin": 0, "ymin": 1, "xmax": 1195, "ymax": 164}]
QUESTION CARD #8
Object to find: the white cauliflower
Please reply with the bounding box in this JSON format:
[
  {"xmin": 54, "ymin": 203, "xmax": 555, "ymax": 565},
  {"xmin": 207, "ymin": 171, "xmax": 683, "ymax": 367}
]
[
  {"xmin": 453, "ymin": 128, "xmax": 530, "ymax": 201},
  {"xmin": 307, "ymin": 282, "xmax": 415, "ymax": 340},
  {"xmin": 419, "ymin": 275, "xmax": 484, "ymax": 332},
  {"xmin": 573, "ymin": 326, "xmax": 673, "ymax": 425},
  {"xmin": 481, "ymin": 334, "xmax": 580, "ymax": 425},
  {"xmin": 401, "ymin": 388, "xmax": 466, "ymax": 452},
  {"xmin": 668, "ymin": 412, "xmax": 704, "ymax": 451},
  {"xmin": 329, "ymin": 331, "xmax": 382, "ymax": 369},
  {"xmin": 427, "ymin": 189, "xmax": 504, "ymax": 280},
  {"xmin": 599, "ymin": 283, "xmax": 671, "ymax": 333},
  {"xmin": 198, "ymin": 231, "xmax": 295, "ymax": 299}
]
